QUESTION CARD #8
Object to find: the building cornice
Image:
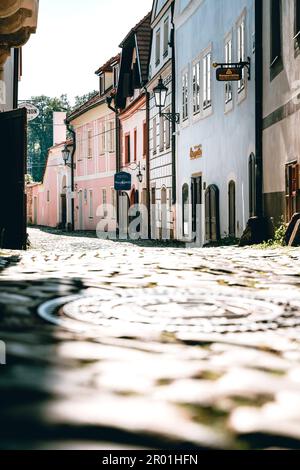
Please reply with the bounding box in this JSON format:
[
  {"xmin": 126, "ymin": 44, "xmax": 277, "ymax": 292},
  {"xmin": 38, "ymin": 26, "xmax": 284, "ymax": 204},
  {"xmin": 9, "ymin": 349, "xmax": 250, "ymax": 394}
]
[{"xmin": 0, "ymin": 0, "xmax": 38, "ymax": 72}]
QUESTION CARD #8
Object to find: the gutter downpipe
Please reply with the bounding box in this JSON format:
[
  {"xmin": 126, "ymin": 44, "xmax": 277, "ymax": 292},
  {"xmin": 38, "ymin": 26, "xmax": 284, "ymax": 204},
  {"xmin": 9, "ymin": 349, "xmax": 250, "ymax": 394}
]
[
  {"xmin": 255, "ymin": 0, "xmax": 263, "ymax": 218},
  {"xmin": 144, "ymin": 88, "xmax": 151, "ymax": 240},
  {"xmin": 171, "ymin": 1, "xmax": 177, "ymax": 207},
  {"xmin": 65, "ymin": 120, "xmax": 76, "ymax": 232}
]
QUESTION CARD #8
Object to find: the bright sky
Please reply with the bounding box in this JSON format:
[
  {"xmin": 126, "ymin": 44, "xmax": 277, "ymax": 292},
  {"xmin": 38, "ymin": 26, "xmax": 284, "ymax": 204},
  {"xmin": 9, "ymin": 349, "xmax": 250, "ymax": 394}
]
[{"xmin": 19, "ymin": 0, "xmax": 153, "ymax": 103}]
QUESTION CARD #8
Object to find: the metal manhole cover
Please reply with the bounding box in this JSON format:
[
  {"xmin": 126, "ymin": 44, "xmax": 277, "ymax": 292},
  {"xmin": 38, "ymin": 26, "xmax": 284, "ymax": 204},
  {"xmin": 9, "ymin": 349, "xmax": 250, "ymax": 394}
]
[{"xmin": 37, "ymin": 287, "xmax": 300, "ymax": 338}]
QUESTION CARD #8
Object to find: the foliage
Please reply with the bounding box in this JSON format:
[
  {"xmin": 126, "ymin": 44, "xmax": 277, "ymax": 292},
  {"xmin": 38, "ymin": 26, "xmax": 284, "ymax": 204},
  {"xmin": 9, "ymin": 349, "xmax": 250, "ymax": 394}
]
[
  {"xmin": 27, "ymin": 92, "xmax": 99, "ymax": 182},
  {"xmin": 25, "ymin": 174, "xmax": 33, "ymax": 184},
  {"xmin": 256, "ymin": 219, "xmax": 287, "ymax": 249},
  {"xmin": 27, "ymin": 95, "xmax": 71, "ymax": 182},
  {"xmin": 73, "ymin": 90, "xmax": 98, "ymax": 111}
]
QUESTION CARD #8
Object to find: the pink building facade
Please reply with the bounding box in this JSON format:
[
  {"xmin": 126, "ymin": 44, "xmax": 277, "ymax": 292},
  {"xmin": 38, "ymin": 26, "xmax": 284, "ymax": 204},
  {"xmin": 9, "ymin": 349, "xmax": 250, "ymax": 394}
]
[
  {"xmin": 68, "ymin": 56, "xmax": 120, "ymax": 233},
  {"xmin": 27, "ymin": 112, "xmax": 72, "ymax": 229}
]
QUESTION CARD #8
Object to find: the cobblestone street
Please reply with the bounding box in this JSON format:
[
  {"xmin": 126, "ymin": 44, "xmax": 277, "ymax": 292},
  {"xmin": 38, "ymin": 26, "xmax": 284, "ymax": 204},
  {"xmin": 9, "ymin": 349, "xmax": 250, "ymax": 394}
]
[{"xmin": 1, "ymin": 227, "xmax": 300, "ymax": 449}]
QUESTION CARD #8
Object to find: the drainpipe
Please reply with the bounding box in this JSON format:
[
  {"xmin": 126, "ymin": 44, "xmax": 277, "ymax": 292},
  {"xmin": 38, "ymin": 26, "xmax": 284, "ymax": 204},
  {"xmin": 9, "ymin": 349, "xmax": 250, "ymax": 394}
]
[
  {"xmin": 145, "ymin": 89, "xmax": 151, "ymax": 239},
  {"xmin": 107, "ymin": 97, "xmax": 121, "ymax": 238},
  {"xmin": 171, "ymin": 2, "xmax": 177, "ymax": 206},
  {"xmin": 65, "ymin": 120, "xmax": 76, "ymax": 232},
  {"xmin": 255, "ymin": 0, "xmax": 263, "ymax": 218}
]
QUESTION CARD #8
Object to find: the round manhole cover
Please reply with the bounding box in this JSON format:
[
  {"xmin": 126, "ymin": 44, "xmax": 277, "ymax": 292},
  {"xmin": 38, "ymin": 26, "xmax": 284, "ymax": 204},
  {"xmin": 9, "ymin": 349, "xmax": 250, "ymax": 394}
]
[{"xmin": 37, "ymin": 287, "xmax": 299, "ymax": 338}]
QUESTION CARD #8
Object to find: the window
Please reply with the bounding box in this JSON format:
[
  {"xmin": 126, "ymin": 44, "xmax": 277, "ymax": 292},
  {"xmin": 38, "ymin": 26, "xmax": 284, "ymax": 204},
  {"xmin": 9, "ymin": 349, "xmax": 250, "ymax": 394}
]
[
  {"xmin": 163, "ymin": 18, "xmax": 169, "ymax": 57},
  {"xmin": 88, "ymin": 129, "xmax": 93, "ymax": 158},
  {"xmin": 134, "ymin": 128, "xmax": 137, "ymax": 161},
  {"xmin": 89, "ymin": 190, "xmax": 93, "ymax": 218},
  {"xmin": 99, "ymin": 122, "xmax": 105, "ymax": 155},
  {"xmin": 143, "ymin": 121, "xmax": 147, "ymax": 157},
  {"xmin": 155, "ymin": 29, "xmax": 161, "ymax": 66},
  {"xmin": 111, "ymin": 188, "xmax": 116, "ymax": 218},
  {"xmin": 225, "ymin": 38, "xmax": 233, "ymax": 103},
  {"xmin": 203, "ymin": 52, "xmax": 211, "ymax": 109},
  {"xmin": 237, "ymin": 21, "xmax": 245, "ymax": 92},
  {"xmin": 100, "ymin": 74, "xmax": 105, "ymax": 95},
  {"xmin": 113, "ymin": 64, "xmax": 119, "ymax": 88},
  {"xmin": 165, "ymin": 110, "xmax": 171, "ymax": 149},
  {"xmin": 285, "ymin": 162, "xmax": 299, "ymax": 221},
  {"xmin": 153, "ymin": 117, "xmax": 157, "ymax": 154},
  {"xmin": 192, "ymin": 61, "xmax": 200, "ymax": 115},
  {"xmin": 182, "ymin": 71, "xmax": 188, "ymax": 120},
  {"xmin": 159, "ymin": 115, "xmax": 164, "ymax": 152},
  {"xmin": 125, "ymin": 134, "xmax": 130, "ymax": 163},
  {"xmin": 108, "ymin": 121, "xmax": 115, "ymax": 153},
  {"xmin": 102, "ymin": 189, "xmax": 107, "ymax": 217}
]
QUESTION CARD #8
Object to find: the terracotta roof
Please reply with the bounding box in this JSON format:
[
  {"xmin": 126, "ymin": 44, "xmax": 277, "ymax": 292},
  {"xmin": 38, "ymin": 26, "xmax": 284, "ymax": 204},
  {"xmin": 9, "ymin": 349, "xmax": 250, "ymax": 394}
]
[
  {"xmin": 135, "ymin": 13, "xmax": 152, "ymax": 84},
  {"xmin": 67, "ymin": 92, "xmax": 103, "ymax": 121},
  {"xmin": 95, "ymin": 53, "xmax": 120, "ymax": 76},
  {"xmin": 119, "ymin": 11, "xmax": 151, "ymax": 48}
]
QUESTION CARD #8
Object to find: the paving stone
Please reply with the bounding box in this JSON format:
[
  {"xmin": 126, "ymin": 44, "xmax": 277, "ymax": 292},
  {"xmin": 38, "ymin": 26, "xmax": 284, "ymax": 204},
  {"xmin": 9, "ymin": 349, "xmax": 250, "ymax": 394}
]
[{"xmin": 1, "ymin": 227, "xmax": 300, "ymax": 449}]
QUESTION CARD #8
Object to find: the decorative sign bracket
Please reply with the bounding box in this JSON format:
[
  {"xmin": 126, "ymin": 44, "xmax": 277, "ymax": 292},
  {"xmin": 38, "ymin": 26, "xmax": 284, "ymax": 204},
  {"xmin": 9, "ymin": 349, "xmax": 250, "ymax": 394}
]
[{"xmin": 213, "ymin": 57, "xmax": 251, "ymax": 81}]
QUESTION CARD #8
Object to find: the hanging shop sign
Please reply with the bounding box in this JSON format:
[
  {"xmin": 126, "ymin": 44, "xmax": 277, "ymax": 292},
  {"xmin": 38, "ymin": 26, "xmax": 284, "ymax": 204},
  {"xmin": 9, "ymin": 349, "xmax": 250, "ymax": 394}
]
[
  {"xmin": 190, "ymin": 145, "xmax": 203, "ymax": 160},
  {"xmin": 216, "ymin": 67, "xmax": 242, "ymax": 82},
  {"xmin": 114, "ymin": 172, "xmax": 132, "ymax": 191},
  {"xmin": 18, "ymin": 102, "xmax": 40, "ymax": 122}
]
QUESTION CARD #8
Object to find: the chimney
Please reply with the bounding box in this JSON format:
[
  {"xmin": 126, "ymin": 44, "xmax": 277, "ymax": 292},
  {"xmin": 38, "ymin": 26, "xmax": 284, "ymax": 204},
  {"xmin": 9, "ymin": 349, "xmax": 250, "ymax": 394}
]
[{"xmin": 53, "ymin": 111, "xmax": 67, "ymax": 145}]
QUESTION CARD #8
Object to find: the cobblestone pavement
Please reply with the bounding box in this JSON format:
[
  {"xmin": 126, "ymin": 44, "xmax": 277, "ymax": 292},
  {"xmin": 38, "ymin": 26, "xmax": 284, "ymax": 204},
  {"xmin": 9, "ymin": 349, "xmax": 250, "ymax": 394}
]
[{"xmin": 1, "ymin": 227, "xmax": 300, "ymax": 449}]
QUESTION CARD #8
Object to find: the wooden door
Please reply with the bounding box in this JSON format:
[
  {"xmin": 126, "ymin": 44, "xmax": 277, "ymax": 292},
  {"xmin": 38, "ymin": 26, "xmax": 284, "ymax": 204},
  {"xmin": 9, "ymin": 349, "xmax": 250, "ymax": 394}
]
[{"xmin": 0, "ymin": 108, "xmax": 27, "ymax": 249}]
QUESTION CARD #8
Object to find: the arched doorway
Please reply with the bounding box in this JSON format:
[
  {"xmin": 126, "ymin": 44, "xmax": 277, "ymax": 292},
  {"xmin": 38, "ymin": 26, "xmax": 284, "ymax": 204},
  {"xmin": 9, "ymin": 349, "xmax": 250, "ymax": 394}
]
[
  {"xmin": 205, "ymin": 184, "xmax": 220, "ymax": 242},
  {"xmin": 249, "ymin": 153, "xmax": 256, "ymax": 218},
  {"xmin": 228, "ymin": 180, "xmax": 236, "ymax": 237},
  {"xmin": 182, "ymin": 183, "xmax": 189, "ymax": 237}
]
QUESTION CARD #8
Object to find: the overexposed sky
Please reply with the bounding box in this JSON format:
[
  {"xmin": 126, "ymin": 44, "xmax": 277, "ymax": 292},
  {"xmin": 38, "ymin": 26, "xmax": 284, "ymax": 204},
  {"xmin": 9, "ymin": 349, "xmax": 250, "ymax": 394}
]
[{"xmin": 19, "ymin": 0, "xmax": 153, "ymax": 103}]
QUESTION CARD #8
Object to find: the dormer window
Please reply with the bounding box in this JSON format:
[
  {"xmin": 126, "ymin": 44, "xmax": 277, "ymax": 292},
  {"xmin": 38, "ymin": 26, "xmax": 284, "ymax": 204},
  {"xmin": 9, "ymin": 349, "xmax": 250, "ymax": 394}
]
[
  {"xmin": 113, "ymin": 65, "xmax": 119, "ymax": 88},
  {"xmin": 100, "ymin": 74, "xmax": 105, "ymax": 95}
]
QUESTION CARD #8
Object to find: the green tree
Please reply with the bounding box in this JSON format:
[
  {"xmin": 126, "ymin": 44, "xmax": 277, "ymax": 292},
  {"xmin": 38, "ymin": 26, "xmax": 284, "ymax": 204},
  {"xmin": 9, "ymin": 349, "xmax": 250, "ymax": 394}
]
[
  {"xmin": 27, "ymin": 95, "xmax": 71, "ymax": 182},
  {"xmin": 73, "ymin": 90, "xmax": 98, "ymax": 111}
]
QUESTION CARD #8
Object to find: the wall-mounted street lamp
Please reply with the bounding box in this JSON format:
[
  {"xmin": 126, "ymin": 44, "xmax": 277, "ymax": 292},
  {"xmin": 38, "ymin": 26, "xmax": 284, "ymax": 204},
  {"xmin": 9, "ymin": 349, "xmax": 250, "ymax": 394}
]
[
  {"xmin": 122, "ymin": 162, "xmax": 144, "ymax": 184},
  {"xmin": 153, "ymin": 77, "xmax": 180, "ymax": 124},
  {"xmin": 62, "ymin": 144, "xmax": 75, "ymax": 169}
]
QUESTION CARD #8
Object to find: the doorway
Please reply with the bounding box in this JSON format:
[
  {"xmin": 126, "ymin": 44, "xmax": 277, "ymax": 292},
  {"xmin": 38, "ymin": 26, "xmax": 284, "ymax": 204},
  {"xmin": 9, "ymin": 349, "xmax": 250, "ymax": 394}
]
[
  {"xmin": 205, "ymin": 184, "xmax": 220, "ymax": 242},
  {"xmin": 228, "ymin": 180, "xmax": 236, "ymax": 237},
  {"xmin": 61, "ymin": 194, "xmax": 67, "ymax": 229},
  {"xmin": 191, "ymin": 176, "xmax": 202, "ymax": 238},
  {"xmin": 285, "ymin": 162, "xmax": 300, "ymax": 222}
]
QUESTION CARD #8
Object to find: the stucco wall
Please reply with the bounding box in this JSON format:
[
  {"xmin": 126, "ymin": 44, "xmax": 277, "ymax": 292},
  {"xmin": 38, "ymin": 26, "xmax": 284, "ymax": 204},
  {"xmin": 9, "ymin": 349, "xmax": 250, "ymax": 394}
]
[{"xmin": 175, "ymin": 0, "xmax": 256, "ymax": 242}]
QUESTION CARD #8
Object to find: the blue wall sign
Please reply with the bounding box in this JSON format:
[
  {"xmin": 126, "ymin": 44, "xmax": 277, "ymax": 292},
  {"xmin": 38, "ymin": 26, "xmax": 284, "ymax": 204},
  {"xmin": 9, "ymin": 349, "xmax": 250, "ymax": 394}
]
[{"xmin": 114, "ymin": 172, "xmax": 132, "ymax": 191}]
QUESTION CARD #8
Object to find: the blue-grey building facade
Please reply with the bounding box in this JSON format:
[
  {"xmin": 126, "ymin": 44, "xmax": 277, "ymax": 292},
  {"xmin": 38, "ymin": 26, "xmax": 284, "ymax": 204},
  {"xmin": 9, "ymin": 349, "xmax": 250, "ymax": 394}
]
[{"xmin": 174, "ymin": 0, "xmax": 256, "ymax": 244}]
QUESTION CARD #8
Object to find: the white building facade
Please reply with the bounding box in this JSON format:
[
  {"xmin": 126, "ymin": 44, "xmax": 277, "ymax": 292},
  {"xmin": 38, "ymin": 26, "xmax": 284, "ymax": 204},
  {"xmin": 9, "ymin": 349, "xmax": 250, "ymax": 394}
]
[
  {"xmin": 175, "ymin": 0, "xmax": 256, "ymax": 244},
  {"xmin": 148, "ymin": 0, "xmax": 176, "ymax": 239}
]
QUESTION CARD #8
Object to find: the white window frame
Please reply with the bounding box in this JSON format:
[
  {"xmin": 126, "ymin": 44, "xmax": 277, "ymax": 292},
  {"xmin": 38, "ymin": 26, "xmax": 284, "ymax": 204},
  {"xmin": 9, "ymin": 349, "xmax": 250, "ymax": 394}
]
[
  {"xmin": 182, "ymin": 70, "xmax": 189, "ymax": 121},
  {"xmin": 100, "ymin": 74, "xmax": 105, "ymax": 96},
  {"xmin": 155, "ymin": 28, "xmax": 161, "ymax": 66},
  {"xmin": 159, "ymin": 114, "xmax": 164, "ymax": 152},
  {"xmin": 225, "ymin": 34, "xmax": 233, "ymax": 104},
  {"xmin": 163, "ymin": 17, "xmax": 169, "ymax": 58},
  {"xmin": 165, "ymin": 107, "xmax": 171, "ymax": 149},
  {"xmin": 102, "ymin": 188, "xmax": 107, "ymax": 218},
  {"xmin": 203, "ymin": 51, "xmax": 212, "ymax": 110},
  {"xmin": 237, "ymin": 9, "xmax": 247, "ymax": 103},
  {"xmin": 153, "ymin": 117, "xmax": 157, "ymax": 155},
  {"xmin": 192, "ymin": 59, "xmax": 201, "ymax": 115},
  {"xmin": 87, "ymin": 129, "xmax": 93, "ymax": 158}
]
